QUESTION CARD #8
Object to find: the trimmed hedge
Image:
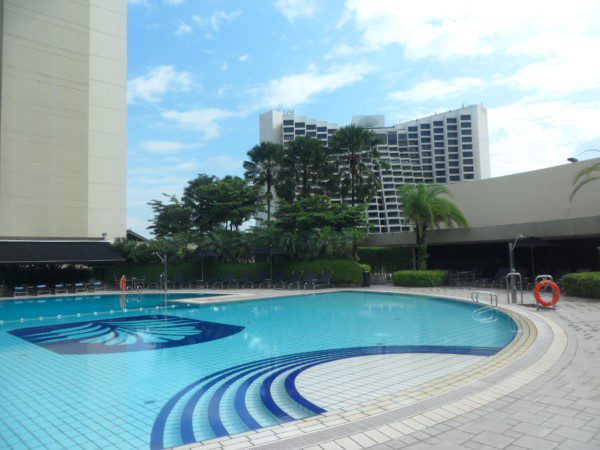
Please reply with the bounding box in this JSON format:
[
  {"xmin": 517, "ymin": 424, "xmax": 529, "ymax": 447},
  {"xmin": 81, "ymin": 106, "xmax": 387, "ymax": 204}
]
[
  {"xmin": 284, "ymin": 259, "xmax": 364, "ymax": 286},
  {"xmin": 357, "ymin": 246, "xmax": 413, "ymax": 274},
  {"xmin": 562, "ymin": 272, "xmax": 600, "ymax": 299},
  {"xmin": 99, "ymin": 259, "xmax": 365, "ymax": 286},
  {"xmin": 392, "ymin": 270, "xmax": 448, "ymax": 287}
]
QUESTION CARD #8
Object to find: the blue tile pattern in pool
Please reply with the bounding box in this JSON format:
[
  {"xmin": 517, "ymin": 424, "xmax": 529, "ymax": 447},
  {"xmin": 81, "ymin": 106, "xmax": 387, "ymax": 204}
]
[
  {"xmin": 0, "ymin": 291, "xmax": 517, "ymax": 449},
  {"xmin": 150, "ymin": 344, "xmax": 501, "ymax": 450},
  {"xmin": 9, "ymin": 315, "xmax": 244, "ymax": 354}
]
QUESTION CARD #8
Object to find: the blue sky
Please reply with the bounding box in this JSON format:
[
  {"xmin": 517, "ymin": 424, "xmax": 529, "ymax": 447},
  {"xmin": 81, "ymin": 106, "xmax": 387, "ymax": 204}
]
[{"xmin": 127, "ymin": 0, "xmax": 600, "ymax": 235}]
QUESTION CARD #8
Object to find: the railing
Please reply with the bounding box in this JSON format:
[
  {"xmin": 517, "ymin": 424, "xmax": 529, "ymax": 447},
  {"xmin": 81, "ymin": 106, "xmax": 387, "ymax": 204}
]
[
  {"xmin": 470, "ymin": 291, "xmax": 498, "ymax": 307},
  {"xmin": 506, "ymin": 272, "xmax": 523, "ymax": 304}
]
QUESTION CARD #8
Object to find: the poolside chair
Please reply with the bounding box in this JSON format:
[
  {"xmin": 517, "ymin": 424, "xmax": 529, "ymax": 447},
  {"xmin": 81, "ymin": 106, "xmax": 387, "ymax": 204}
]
[
  {"xmin": 275, "ymin": 271, "xmax": 303, "ymax": 290},
  {"xmin": 91, "ymin": 280, "xmax": 105, "ymax": 291},
  {"xmin": 232, "ymin": 274, "xmax": 251, "ymax": 288},
  {"xmin": 146, "ymin": 276, "xmax": 162, "ymax": 290},
  {"xmin": 13, "ymin": 286, "xmax": 28, "ymax": 297},
  {"xmin": 54, "ymin": 283, "xmax": 68, "ymax": 294},
  {"xmin": 246, "ymin": 273, "xmax": 268, "ymax": 288},
  {"xmin": 308, "ymin": 271, "xmax": 332, "ymax": 289},
  {"xmin": 298, "ymin": 272, "xmax": 318, "ymax": 290},
  {"xmin": 35, "ymin": 284, "xmax": 51, "ymax": 295},
  {"xmin": 74, "ymin": 282, "xmax": 87, "ymax": 293},
  {"xmin": 212, "ymin": 273, "xmax": 234, "ymax": 289}
]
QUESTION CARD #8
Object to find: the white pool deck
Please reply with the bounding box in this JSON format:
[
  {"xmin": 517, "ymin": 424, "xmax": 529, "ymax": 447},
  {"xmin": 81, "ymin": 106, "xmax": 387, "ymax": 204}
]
[{"xmin": 3, "ymin": 286, "xmax": 599, "ymax": 449}]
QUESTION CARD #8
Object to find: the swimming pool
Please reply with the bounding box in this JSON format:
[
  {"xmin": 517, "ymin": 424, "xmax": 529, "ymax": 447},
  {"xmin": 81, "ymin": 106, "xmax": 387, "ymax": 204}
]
[{"xmin": 0, "ymin": 291, "xmax": 516, "ymax": 449}]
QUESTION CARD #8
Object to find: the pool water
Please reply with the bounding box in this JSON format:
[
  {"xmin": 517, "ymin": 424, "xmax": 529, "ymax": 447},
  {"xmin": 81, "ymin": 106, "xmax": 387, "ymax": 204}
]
[{"xmin": 0, "ymin": 291, "xmax": 516, "ymax": 449}]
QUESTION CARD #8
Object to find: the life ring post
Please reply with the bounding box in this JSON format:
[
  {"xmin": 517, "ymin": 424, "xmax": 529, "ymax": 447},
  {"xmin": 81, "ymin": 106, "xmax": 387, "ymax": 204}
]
[{"xmin": 533, "ymin": 276, "xmax": 560, "ymax": 310}]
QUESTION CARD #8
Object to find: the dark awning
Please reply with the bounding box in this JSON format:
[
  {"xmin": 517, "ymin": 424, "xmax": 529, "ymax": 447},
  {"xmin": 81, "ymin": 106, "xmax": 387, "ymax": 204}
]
[{"xmin": 0, "ymin": 241, "xmax": 125, "ymax": 265}]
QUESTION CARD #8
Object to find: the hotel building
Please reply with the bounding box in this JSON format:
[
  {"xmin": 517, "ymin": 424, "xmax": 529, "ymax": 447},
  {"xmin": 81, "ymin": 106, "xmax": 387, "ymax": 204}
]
[
  {"xmin": 0, "ymin": 0, "xmax": 127, "ymax": 241},
  {"xmin": 259, "ymin": 105, "xmax": 490, "ymax": 233}
]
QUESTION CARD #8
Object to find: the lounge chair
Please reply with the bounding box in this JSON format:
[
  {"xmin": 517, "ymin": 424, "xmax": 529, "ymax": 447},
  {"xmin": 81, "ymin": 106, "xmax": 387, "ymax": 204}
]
[
  {"xmin": 74, "ymin": 282, "xmax": 87, "ymax": 293},
  {"xmin": 13, "ymin": 286, "xmax": 28, "ymax": 297},
  {"xmin": 54, "ymin": 283, "xmax": 68, "ymax": 294},
  {"xmin": 274, "ymin": 271, "xmax": 303, "ymax": 290},
  {"xmin": 298, "ymin": 272, "xmax": 317, "ymax": 289},
  {"xmin": 212, "ymin": 273, "xmax": 234, "ymax": 289},
  {"xmin": 35, "ymin": 284, "xmax": 51, "ymax": 295},
  {"xmin": 308, "ymin": 271, "xmax": 332, "ymax": 289},
  {"xmin": 92, "ymin": 281, "xmax": 105, "ymax": 291}
]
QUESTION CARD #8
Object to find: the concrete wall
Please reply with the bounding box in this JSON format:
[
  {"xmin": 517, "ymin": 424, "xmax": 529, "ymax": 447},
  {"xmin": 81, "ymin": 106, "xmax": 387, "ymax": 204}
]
[
  {"xmin": 367, "ymin": 158, "xmax": 600, "ymax": 246},
  {"xmin": 0, "ymin": 0, "xmax": 126, "ymax": 241}
]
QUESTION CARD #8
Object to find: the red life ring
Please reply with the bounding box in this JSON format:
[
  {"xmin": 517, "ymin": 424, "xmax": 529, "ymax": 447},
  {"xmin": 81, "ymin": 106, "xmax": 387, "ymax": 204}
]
[{"xmin": 534, "ymin": 280, "xmax": 560, "ymax": 307}]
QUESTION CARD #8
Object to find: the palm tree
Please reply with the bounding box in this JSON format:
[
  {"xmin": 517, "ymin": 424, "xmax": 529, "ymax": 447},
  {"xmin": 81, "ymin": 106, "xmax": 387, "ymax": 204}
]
[
  {"xmin": 243, "ymin": 142, "xmax": 284, "ymax": 227},
  {"xmin": 280, "ymin": 136, "xmax": 329, "ymax": 199},
  {"xmin": 399, "ymin": 183, "xmax": 468, "ymax": 270},
  {"xmin": 329, "ymin": 125, "xmax": 383, "ymax": 206},
  {"xmin": 570, "ymin": 150, "xmax": 600, "ymax": 201}
]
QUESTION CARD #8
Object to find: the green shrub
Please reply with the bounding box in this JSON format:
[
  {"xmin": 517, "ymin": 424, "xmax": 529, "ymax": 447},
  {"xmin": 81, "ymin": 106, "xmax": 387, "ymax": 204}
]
[
  {"xmin": 98, "ymin": 258, "xmax": 365, "ymax": 286},
  {"xmin": 392, "ymin": 270, "xmax": 448, "ymax": 287},
  {"xmin": 283, "ymin": 259, "xmax": 364, "ymax": 286},
  {"xmin": 562, "ymin": 272, "xmax": 600, "ymax": 299},
  {"xmin": 357, "ymin": 246, "xmax": 413, "ymax": 274}
]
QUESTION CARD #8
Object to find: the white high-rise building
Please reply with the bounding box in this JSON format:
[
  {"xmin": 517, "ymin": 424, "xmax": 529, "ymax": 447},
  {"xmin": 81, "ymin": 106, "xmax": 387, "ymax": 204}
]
[
  {"xmin": 0, "ymin": 0, "xmax": 127, "ymax": 241},
  {"xmin": 259, "ymin": 105, "xmax": 490, "ymax": 233}
]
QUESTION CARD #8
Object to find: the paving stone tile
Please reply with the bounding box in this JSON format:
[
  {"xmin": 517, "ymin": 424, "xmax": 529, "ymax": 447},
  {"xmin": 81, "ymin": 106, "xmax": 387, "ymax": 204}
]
[
  {"xmin": 549, "ymin": 425, "xmax": 594, "ymax": 443},
  {"xmin": 512, "ymin": 435, "xmax": 559, "ymax": 449},
  {"xmin": 470, "ymin": 430, "xmax": 515, "ymax": 448}
]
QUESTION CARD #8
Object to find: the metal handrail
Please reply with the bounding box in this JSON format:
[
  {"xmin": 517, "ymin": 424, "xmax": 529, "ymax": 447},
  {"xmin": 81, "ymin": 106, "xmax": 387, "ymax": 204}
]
[
  {"xmin": 470, "ymin": 291, "xmax": 498, "ymax": 307},
  {"xmin": 535, "ymin": 274, "xmax": 553, "ymax": 284},
  {"xmin": 506, "ymin": 272, "xmax": 523, "ymax": 304}
]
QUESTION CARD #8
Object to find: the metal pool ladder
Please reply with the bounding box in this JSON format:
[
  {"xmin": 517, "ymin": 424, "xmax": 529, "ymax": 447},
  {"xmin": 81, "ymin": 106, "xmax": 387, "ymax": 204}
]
[{"xmin": 471, "ymin": 291, "xmax": 499, "ymax": 323}]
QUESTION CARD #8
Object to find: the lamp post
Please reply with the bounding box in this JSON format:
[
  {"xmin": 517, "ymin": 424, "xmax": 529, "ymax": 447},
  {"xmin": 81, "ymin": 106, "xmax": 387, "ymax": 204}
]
[{"xmin": 153, "ymin": 252, "xmax": 168, "ymax": 293}]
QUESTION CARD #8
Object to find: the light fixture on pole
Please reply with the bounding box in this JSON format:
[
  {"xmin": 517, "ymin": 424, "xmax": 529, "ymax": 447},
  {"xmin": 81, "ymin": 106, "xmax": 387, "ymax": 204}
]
[{"xmin": 153, "ymin": 252, "xmax": 168, "ymax": 293}]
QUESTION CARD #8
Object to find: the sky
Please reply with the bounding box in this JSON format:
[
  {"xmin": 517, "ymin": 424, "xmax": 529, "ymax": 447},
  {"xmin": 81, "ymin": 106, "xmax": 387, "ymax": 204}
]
[{"xmin": 127, "ymin": 0, "xmax": 600, "ymax": 235}]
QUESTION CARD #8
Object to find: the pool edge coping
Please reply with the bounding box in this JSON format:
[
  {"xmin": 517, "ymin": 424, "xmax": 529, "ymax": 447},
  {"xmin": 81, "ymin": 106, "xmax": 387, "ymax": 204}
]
[{"xmin": 169, "ymin": 287, "xmax": 562, "ymax": 450}]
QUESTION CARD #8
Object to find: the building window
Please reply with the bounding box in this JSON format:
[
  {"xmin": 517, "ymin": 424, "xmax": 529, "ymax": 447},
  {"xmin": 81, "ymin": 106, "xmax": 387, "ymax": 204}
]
[
  {"xmin": 434, "ymin": 135, "xmax": 444, "ymax": 141},
  {"xmin": 447, "ymin": 125, "xmax": 457, "ymax": 131},
  {"xmin": 462, "ymin": 151, "xmax": 473, "ymax": 157},
  {"xmin": 421, "ymin": 130, "xmax": 431, "ymax": 136},
  {"xmin": 434, "ymin": 142, "xmax": 445, "ymax": 148},
  {"xmin": 433, "ymin": 120, "xmax": 443, "ymax": 126},
  {"xmin": 450, "ymin": 175, "xmax": 460, "ymax": 181},
  {"xmin": 422, "ymin": 144, "xmax": 431, "ymax": 150},
  {"xmin": 295, "ymin": 122, "xmax": 305, "ymax": 128},
  {"xmin": 433, "ymin": 127, "xmax": 444, "ymax": 133},
  {"xmin": 283, "ymin": 119, "xmax": 294, "ymax": 125},
  {"xmin": 421, "ymin": 137, "xmax": 431, "ymax": 143},
  {"xmin": 449, "ymin": 168, "xmax": 459, "ymax": 174},
  {"xmin": 296, "ymin": 130, "xmax": 306, "ymax": 135},
  {"xmin": 464, "ymin": 174, "xmax": 474, "ymax": 180},
  {"xmin": 408, "ymin": 126, "xmax": 418, "ymax": 132},
  {"xmin": 447, "ymin": 118, "xmax": 457, "ymax": 123},
  {"xmin": 449, "ymin": 161, "xmax": 459, "ymax": 167},
  {"xmin": 462, "ymin": 137, "xmax": 472, "ymax": 143},
  {"xmin": 448, "ymin": 139, "xmax": 458, "ymax": 145},
  {"xmin": 462, "ymin": 144, "xmax": 473, "ymax": 149},
  {"xmin": 408, "ymin": 133, "xmax": 418, "ymax": 139},
  {"xmin": 463, "ymin": 159, "xmax": 474, "ymax": 165},
  {"xmin": 283, "ymin": 126, "xmax": 294, "ymax": 133},
  {"xmin": 420, "ymin": 123, "xmax": 430, "ymax": 129},
  {"xmin": 462, "ymin": 129, "xmax": 472, "ymax": 135},
  {"xmin": 388, "ymin": 132, "xmax": 398, "ymax": 145},
  {"xmin": 460, "ymin": 115, "xmax": 471, "ymax": 120},
  {"xmin": 317, "ymin": 126, "xmax": 327, "ymax": 132}
]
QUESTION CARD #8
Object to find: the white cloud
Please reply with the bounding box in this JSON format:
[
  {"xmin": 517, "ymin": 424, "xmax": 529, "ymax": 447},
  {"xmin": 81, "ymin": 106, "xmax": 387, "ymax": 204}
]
[
  {"xmin": 239, "ymin": 54, "xmax": 250, "ymax": 62},
  {"xmin": 192, "ymin": 10, "xmax": 242, "ymax": 38},
  {"xmin": 175, "ymin": 23, "xmax": 192, "ymax": 36},
  {"xmin": 388, "ymin": 77, "xmax": 484, "ymax": 103},
  {"xmin": 489, "ymin": 100, "xmax": 600, "ymax": 176},
  {"xmin": 161, "ymin": 108, "xmax": 234, "ymax": 139},
  {"xmin": 220, "ymin": 61, "xmax": 229, "ymax": 71},
  {"xmin": 139, "ymin": 140, "xmax": 197, "ymax": 153},
  {"xmin": 274, "ymin": 0, "xmax": 318, "ymax": 22},
  {"xmin": 248, "ymin": 64, "xmax": 375, "ymax": 110},
  {"xmin": 343, "ymin": 0, "xmax": 600, "ymax": 60},
  {"xmin": 128, "ymin": 65, "xmax": 193, "ymax": 104}
]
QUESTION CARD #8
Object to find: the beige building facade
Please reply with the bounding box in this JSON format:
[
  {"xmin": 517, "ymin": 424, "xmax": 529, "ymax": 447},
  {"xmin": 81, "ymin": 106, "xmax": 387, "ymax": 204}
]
[
  {"xmin": 0, "ymin": 0, "xmax": 127, "ymax": 241},
  {"xmin": 367, "ymin": 158, "xmax": 600, "ymax": 246}
]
